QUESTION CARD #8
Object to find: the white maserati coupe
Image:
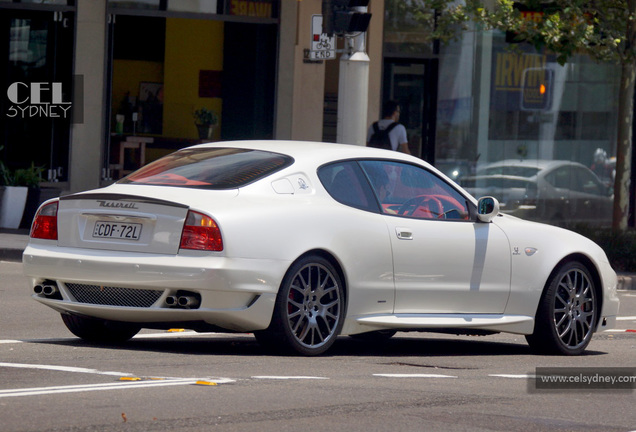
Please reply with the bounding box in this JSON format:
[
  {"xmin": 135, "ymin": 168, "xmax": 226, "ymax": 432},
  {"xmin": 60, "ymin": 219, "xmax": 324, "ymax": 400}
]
[{"xmin": 23, "ymin": 141, "xmax": 619, "ymax": 356}]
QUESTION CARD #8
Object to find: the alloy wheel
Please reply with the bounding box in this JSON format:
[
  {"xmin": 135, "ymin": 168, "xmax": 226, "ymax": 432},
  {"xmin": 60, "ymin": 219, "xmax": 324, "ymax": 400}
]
[
  {"xmin": 552, "ymin": 267, "xmax": 596, "ymax": 350},
  {"xmin": 285, "ymin": 262, "xmax": 342, "ymax": 351}
]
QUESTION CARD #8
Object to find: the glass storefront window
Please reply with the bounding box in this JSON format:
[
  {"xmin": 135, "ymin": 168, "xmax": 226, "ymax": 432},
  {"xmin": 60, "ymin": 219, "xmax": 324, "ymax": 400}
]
[
  {"xmin": 435, "ymin": 28, "xmax": 619, "ymax": 226},
  {"xmin": 383, "ymin": 1, "xmax": 619, "ymax": 226},
  {"xmin": 1, "ymin": 9, "xmax": 74, "ymax": 184},
  {"xmin": 383, "ymin": 0, "xmax": 435, "ymax": 57},
  {"xmin": 106, "ymin": 10, "xmax": 277, "ymax": 180}
]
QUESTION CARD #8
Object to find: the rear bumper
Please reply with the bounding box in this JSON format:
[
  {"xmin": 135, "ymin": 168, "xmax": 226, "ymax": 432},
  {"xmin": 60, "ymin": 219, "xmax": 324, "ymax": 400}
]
[
  {"xmin": 23, "ymin": 243, "xmax": 289, "ymax": 332},
  {"xmin": 32, "ymin": 294, "xmax": 277, "ymax": 332}
]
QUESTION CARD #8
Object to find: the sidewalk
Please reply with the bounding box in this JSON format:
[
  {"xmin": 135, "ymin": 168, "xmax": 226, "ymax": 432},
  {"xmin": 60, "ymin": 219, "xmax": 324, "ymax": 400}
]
[
  {"xmin": 0, "ymin": 229, "xmax": 29, "ymax": 263},
  {"xmin": 1, "ymin": 228, "xmax": 635, "ymax": 289}
]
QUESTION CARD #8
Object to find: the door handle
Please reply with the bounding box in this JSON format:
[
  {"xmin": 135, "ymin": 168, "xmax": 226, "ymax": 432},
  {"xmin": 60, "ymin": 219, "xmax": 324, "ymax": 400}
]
[{"xmin": 396, "ymin": 228, "xmax": 413, "ymax": 240}]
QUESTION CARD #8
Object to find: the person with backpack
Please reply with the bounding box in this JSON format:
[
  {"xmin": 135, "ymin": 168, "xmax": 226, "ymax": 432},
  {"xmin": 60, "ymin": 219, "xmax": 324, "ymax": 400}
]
[{"xmin": 367, "ymin": 100, "xmax": 411, "ymax": 154}]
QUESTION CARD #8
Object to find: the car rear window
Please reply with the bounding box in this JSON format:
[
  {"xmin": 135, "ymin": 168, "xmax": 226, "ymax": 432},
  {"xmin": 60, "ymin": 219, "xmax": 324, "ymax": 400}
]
[{"xmin": 119, "ymin": 148, "xmax": 294, "ymax": 189}]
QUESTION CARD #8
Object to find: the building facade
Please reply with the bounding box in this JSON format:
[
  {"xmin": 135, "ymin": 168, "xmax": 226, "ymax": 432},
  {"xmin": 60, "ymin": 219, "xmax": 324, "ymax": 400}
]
[{"xmin": 0, "ymin": 0, "xmax": 630, "ymax": 227}]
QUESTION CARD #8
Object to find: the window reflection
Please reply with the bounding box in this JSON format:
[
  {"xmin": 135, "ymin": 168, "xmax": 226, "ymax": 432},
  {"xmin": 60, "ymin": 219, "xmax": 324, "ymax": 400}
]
[{"xmin": 434, "ymin": 30, "xmax": 618, "ymax": 226}]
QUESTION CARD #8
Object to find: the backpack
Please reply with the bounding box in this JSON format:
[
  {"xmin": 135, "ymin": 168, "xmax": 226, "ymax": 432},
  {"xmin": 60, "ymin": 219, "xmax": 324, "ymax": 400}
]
[{"xmin": 368, "ymin": 122, "xmax": 398, "ymax": 150}]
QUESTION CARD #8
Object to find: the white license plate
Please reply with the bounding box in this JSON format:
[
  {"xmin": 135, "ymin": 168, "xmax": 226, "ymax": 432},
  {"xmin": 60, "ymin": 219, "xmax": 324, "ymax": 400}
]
[{"xmin": 92, "ymin": 221, "xmax": 142, "ymax": 240}]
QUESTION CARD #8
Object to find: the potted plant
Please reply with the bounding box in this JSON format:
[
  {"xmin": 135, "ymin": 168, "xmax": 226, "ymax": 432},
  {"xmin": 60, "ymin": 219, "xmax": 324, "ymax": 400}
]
[
  {"xmin": 193, "ymin": 107, "xmax": 218, "ymax": 140},
  {"xmin": 0, "ymin": 159, "xmax": 30, "ymax": 230}
]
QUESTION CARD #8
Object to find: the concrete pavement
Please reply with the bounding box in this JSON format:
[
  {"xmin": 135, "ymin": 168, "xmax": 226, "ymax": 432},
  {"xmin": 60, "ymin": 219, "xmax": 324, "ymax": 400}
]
[{"xmin": 2, "ymin": 228, "xmax": 634, "ymax": 289}]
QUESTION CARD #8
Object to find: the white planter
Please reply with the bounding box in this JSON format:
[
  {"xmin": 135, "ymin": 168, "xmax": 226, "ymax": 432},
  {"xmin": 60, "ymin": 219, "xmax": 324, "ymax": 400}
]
[{"xmin": 0, "ymin": 186, "xmax": 28, "ymax": 229}]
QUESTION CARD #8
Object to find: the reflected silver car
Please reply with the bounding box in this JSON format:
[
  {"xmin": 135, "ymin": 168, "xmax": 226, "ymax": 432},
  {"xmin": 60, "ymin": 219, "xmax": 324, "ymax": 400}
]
[{"xmin": 461, "ymin": 159, "xmax": 613, "ymax": 225}]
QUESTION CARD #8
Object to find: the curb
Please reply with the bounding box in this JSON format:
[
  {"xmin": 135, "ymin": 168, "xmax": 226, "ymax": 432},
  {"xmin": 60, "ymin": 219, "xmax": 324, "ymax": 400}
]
[
  {"xmin": 617, "ymin": 274, "xmax": 636, "ymax": 291},
  {"xmin": 0, "ymin": 249, "xmax": 23, "ymax": 263}
]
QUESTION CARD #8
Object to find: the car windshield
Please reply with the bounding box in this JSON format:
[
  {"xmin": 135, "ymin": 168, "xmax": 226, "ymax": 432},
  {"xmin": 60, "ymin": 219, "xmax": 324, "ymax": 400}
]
[
  {"xmin": 119, "ymin": 148, "xmax": 294, "ymax": 189},
  {"xmin": 476, "ymin": 166, "xmax": 541, "ymax": 178}
]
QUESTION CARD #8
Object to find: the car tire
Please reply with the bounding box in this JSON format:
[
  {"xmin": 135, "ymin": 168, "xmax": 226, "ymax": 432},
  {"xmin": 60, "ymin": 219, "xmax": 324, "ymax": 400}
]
[
  {"xmin": 255, "ymin": 255, "xmax": 345, "ymax": 356},
  {"xmin": 526, "ymin": 261, "xmax": 597, "ymax": 355},
  {"xmin": 61, "ymin": 314, "xmax": 141, "ymax": 343}
]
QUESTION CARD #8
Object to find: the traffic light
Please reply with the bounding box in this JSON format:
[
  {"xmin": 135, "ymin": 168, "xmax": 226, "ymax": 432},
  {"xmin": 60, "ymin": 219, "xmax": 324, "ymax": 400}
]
[
  {"xmin": 520, "ymin": 67, "xmax": 554, "ymax": 111},
  {"xmin": 322, "ymin": 0, "xmax": 371, "ymax": 37}
]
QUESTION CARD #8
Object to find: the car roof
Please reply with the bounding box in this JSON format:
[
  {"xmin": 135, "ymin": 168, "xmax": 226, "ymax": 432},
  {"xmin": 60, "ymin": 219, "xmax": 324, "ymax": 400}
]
[{"xmin": 190, "ymin": 140, "xmax": 421, "ymax": 166}]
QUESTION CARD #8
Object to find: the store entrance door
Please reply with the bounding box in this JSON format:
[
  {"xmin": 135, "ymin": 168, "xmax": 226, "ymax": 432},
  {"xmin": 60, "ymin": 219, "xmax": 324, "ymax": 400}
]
[
  {"xmin": 0, "ymin": 9, "xmax": 74, "ymax": 182},
  {"xmin": 382, "ymin": 59, "xmax": 438, "ymax": 162}
]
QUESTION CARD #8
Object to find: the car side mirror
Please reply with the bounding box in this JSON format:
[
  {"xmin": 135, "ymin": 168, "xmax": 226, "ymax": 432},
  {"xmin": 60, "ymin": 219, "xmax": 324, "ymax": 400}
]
[{"xmin": 477, "ymin": 196, "xmax": 500, "ymax": 223}]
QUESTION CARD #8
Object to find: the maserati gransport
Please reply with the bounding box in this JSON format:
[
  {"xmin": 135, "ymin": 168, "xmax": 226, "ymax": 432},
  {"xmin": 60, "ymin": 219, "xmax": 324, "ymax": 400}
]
[{"xmin": 23, "ymin": 141, "xmax": 619, "ymax": 355}]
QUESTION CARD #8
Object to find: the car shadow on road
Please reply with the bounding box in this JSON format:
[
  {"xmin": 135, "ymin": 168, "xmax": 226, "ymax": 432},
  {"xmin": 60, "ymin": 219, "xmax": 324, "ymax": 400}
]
[{"xmin": 34, "ymin": 333, "xmax": 609, "ymax": 358}]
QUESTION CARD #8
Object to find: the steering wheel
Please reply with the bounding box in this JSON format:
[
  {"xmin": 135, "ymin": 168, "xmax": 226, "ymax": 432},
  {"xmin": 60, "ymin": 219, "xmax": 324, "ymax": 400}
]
[{"xmin": 398, "ymin": 195, "xmax": 444, "ymax": 218}]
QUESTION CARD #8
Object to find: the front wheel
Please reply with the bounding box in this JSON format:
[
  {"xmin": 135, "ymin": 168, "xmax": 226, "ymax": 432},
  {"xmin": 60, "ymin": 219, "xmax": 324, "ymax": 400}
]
[
  {"xmin": 255, "ymin": 255, "xmax": 345, "ymax": 356},
  {"xmin": 526, "ymin": 261, "xmax": 597, "ymax": 355},
  {"xmin": 61, "ymin": 314, "xmax": 141, "ymax": 343}
]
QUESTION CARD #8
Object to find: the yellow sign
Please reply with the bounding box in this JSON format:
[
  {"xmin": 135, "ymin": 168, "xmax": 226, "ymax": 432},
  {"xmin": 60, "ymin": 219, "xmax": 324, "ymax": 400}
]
[
  {"xmin": 229, "ymin": 0, "xmax": 273, "ymax": 17},
  {"xmin": 494, "ymin": 52, "xmax": 547, "ymax": 92}
]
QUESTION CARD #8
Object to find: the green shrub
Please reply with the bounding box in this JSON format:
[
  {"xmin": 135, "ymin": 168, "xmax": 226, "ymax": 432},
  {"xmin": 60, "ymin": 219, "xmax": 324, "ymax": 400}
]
[{"xmin": 568, "ymin": 225, "xmax": 636, "ymax": 273}]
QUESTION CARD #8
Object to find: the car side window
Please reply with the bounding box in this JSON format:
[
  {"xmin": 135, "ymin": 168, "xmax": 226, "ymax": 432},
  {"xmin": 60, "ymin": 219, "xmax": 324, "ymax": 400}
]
[
  {"xmin": 359, "ymin": 160, "xmax": 470, "ymax": 220},
  {"xmin": 572, "ymin": 167, "xmax": 604, "ymax": 195},
  {"xmin": 545, "ymin": 167, "xmax": 570, "ymax": 189},
  {"xmin": 318, "ymin": 161, "xmax": 379, "ymax": 212}
]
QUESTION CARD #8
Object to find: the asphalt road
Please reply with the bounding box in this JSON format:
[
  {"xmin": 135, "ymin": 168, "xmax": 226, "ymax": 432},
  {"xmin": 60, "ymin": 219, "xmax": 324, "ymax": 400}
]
[{"xmin": 2, "ymin": 259, "xmax": 636, "ymax": 432}]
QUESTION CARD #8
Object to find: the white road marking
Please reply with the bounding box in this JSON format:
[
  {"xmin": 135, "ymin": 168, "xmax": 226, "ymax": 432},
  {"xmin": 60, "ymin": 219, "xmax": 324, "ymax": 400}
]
[
  {"xmin": 490, "ymin": 374, "xmax": 536, "ymax": 379},
  {"xmin": 0, "ymin": 362, "xmax": 235, "ymax": 398},
  {"xmin": 0, "ymin": 362, "xmax": 134, "ymax": 377},
  {"xmin": 616, "ymin": 316, "xmax": 636, "ymax": 321},
  {"xmin": 133, "ymin": 331, "xmax": 216, "ymax": 339},
  {"xmin": 373, "ymin": 374, "xmax": 457, "ymax": 378},
  {"xmin": 0, "ymin": 378, "xmax": 202, "ymax": 398},
  {"xmin": 252, "ymin": 376, "xmax": 329, "ymax": 380}
]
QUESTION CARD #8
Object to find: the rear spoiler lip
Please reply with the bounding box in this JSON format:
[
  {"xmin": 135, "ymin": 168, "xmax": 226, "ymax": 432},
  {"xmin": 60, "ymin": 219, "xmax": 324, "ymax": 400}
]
[{"xmin": 60, "ymin": 193, "xmax": 189, "ymax": 209}]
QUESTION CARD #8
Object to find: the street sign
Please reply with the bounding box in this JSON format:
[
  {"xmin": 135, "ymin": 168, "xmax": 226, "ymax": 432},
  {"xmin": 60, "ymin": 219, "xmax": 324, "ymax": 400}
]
[{"xmin": 310, "ymin": 15, "xmax": 336, "ymax": 60}]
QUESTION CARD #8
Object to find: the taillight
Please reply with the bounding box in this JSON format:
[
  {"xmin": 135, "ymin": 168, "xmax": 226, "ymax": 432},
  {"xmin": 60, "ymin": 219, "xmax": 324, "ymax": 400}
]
[
  {"xmin": 179, "ymin": 210, "xmax": 223, "ymax": 251},
  {"xmin": 30, "ymin": 201, "xmax": 58, "ymax": 240}
]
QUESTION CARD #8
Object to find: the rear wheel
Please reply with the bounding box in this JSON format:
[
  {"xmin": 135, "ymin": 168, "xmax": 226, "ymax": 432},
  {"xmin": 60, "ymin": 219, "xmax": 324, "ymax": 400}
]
[
  {"xmin": 255, "ymin": 255, "xmax": 345, "ymax": 356},
  {"xmin": 61, "ymin": 314, "xmax": 141, "ymax": 343},
  {"xmin": 526, "ymin": 261, "xmax": 597, "ymax": 355}
]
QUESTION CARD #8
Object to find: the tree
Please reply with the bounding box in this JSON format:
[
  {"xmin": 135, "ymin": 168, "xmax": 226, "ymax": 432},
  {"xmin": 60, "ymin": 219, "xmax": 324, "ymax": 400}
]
[{"xmin": 433, "ymin": 0, "xmax": 636, "ymax": 230}]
